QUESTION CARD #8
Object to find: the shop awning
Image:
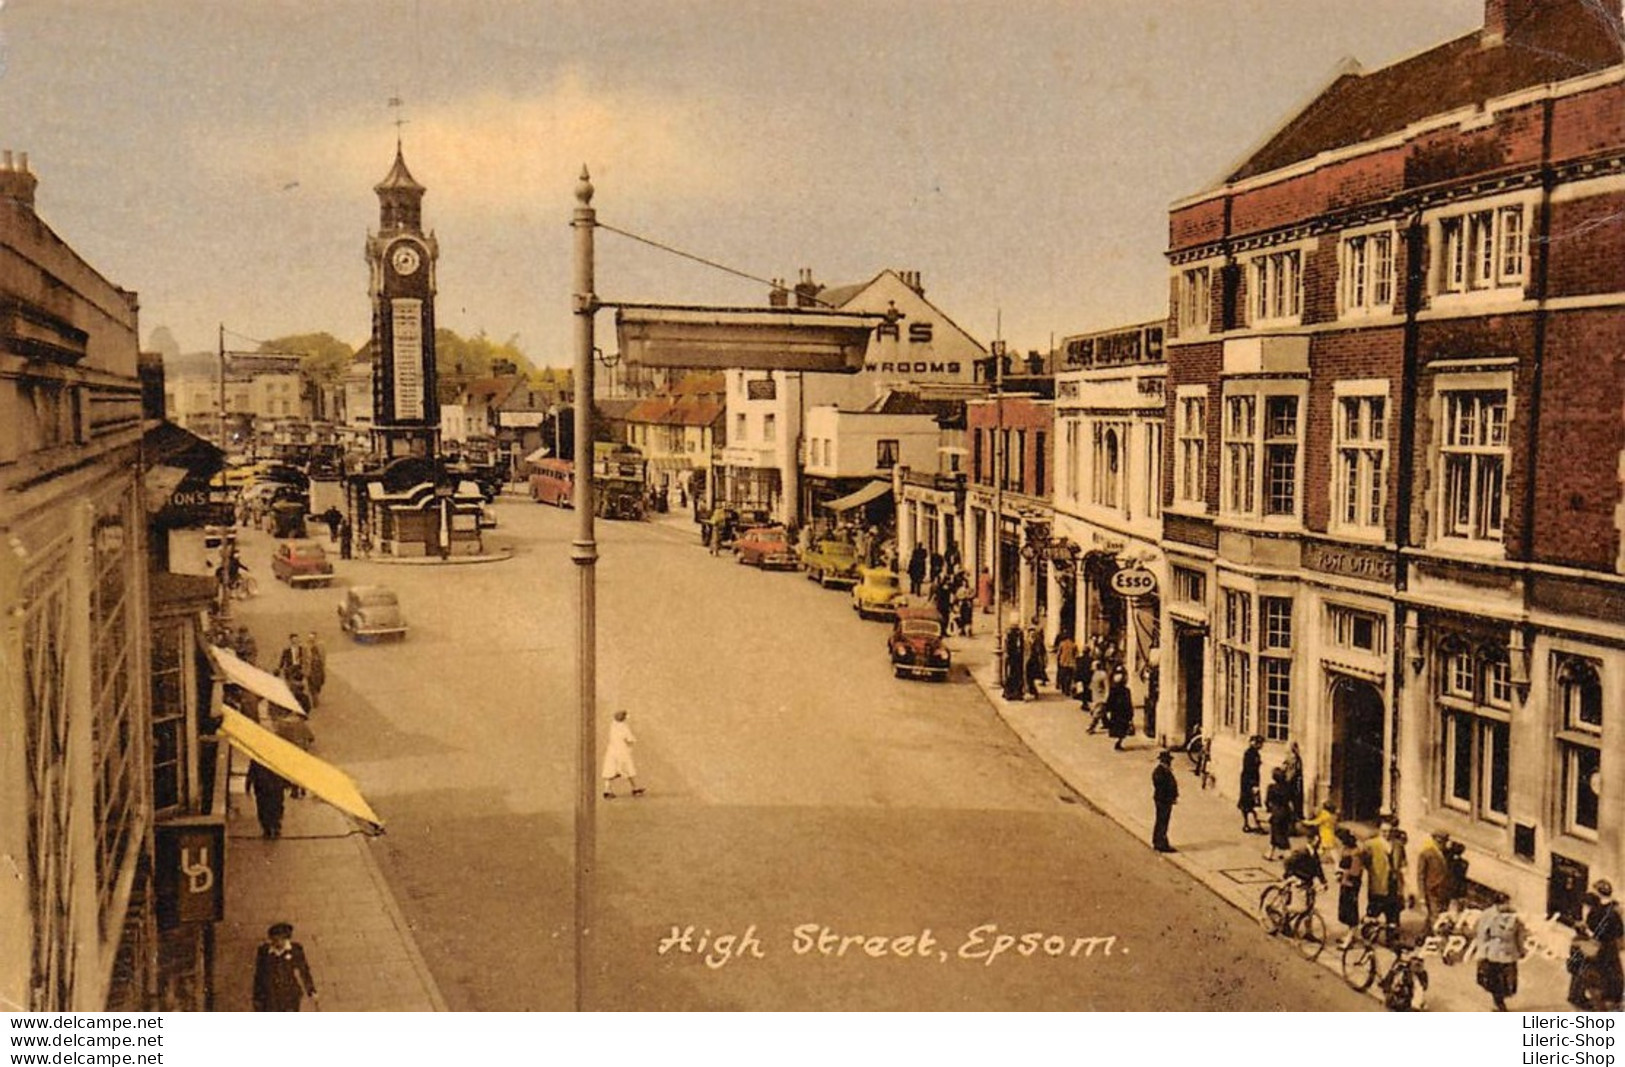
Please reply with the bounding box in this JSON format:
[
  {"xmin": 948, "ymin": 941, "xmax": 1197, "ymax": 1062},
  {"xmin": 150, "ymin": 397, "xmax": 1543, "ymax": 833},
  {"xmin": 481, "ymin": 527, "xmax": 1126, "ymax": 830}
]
[
  {"xmin": 216, "ymin": 708, "xmax": 384, "ymax": 832},
  {"xmin": 523, "ymin": 447, "xmax": 552, "ymax": 465},
  {"xmin": 824, "ymin": 480, "xmax": 893, "ymax": 512},
  {"xmin": 211, "ymin": 645, "xmax": 305, "ymax": 716}
]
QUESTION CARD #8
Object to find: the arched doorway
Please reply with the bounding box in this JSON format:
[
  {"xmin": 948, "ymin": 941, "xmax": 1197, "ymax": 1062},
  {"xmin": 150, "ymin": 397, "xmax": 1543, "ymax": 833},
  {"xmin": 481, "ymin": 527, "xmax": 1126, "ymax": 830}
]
[{"xmin": 1330, "ymin": 676, "xmax": 1386, "ymax": 822}]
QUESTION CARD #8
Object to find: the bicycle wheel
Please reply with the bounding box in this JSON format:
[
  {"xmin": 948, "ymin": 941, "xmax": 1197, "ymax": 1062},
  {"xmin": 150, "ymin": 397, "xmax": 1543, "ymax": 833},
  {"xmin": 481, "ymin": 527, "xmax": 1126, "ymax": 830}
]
[
  {"xmin": 1259, "ymin": 884, "xmax": 1288, "ymax": 934},
  {"xmin": 1293, "ymin": 911, "xmax": 1328, "ymax": 961},
  {"xmin": 1341, "ymin": 939, "xmax": 1378, "ymax": 991}
]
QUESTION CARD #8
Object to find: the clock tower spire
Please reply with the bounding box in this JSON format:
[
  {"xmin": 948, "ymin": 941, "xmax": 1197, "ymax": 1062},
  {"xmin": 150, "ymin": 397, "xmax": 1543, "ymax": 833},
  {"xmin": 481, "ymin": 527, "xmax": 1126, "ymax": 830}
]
[{"xmin": 365, "ymin": 139, "xmax": 440, "ymax": 461}]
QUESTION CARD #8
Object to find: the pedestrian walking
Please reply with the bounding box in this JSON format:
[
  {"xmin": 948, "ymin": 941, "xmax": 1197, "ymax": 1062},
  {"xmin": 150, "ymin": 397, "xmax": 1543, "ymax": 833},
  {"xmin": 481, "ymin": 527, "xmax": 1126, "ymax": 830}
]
[
  {"xmin": 1104, "ymin": 668, "xmax": 1134, "ymax": 750},
  {"xmin": 1001, "ymin": 625, "xmax": 1026, "ymax": 701},
  {"xmin": 1263, "ymin": 766, "xmax": 1294, "ymax": 861},
  {"xmin": 1054, "ymin": 633, "xmax": 1078, "ymax": 698},
  {"xmin": 301, "ymin": 632, "xmax": 326, "ymax": 708},
  {"xmin": 338, "ymin": 517, "xmax": 353, "ymax": 560},
  {"xmin": 907, "ymin": 544, "xmax": 927, "ymax": 596},
  {"xmin": 1363, "ymin": 821, "xmax": 1401, "ymax": 926},
  {"xmin": 1474, "ymin": 892, "xmax": 1527, "ymax": 1011},
  {"xmin": 933, "ymin": 581, "xmax": 953, "ymax": 627},
  {"xmin": 954, "ymin": 579, "xmax": 974, "ymax": 637},
  {"xmin": 321, "ymin": 506, "xmax": 342, "ymax": 543},
  {"xmin": 1301, "ymin": 799, "xmax": 1339, "ymax": 857},
  {"xmin": 1571, "ymin": 881, "xmax": 1624, "ymax": 1010},
  {"xmin": 1084, "ymin": 660, "xmax": 1111, "ymax": 733},
  {"xmin": 1238, "ymin": 735, "xmax": 1264, "ymax": 833},
  {"xmin": 276, "ymin": 633, "xmax": 302, "ymax": 680},
  {"xmin": 253, "ymin": 922, "xmax": 318, "ymax": 1012},
  {"xmin": 1151, "ymin": 749, "xmax": 1178, "ymax": 853},
  {"xmin": 976, "ymin": 567, "xmax": 993, "ymax": 614},
  {"xmin": 600, "ymin": 710, "xmax": 645, "ymax": 799},
  {"xmin": 1416, "ymin": 829, "xmax": 1454, "ymax": 930},
  {"xmin": 1024, "ymin": 628, "xmax": 1048, "ymax": 698},
  {"xmin": 1281, "ymin": 740, "xmax": 1305, "ymax": 823},
  {"xmin": 234, "ymin": 625, "xmax": 258, "ymax": 666},
  {"xmin": 1335, "ymin": 828, "xmax": 1365, "ymax": 943},
  {"xmin": 245, "ymin": 760, "xmax": 289, "ymax": 839}
]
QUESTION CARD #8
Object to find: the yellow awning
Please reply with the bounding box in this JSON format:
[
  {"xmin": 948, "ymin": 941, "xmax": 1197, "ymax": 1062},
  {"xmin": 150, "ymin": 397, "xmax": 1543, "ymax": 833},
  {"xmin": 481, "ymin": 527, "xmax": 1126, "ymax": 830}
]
[
  {"xmin": 211, "ymin": 645, "xmax": 306, "ymax": 716},
  {"xmin": 217, "ymin": 708, "xmax": 384, "ymax": 832}
]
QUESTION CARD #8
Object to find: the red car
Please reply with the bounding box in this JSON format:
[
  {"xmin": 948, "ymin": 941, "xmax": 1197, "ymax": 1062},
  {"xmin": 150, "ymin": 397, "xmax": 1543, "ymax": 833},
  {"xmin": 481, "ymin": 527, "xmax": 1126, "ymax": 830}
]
[
  {"xmin": 270, "ymin": 539, "xmax": 334, "ymax": 587},
  {"xmin": 888, "ymin": 607, "xmax": 952, "ymax": 681},
  {"xmin": 734, "ymin": 525, "xmax": 798, "ymax": 569}
]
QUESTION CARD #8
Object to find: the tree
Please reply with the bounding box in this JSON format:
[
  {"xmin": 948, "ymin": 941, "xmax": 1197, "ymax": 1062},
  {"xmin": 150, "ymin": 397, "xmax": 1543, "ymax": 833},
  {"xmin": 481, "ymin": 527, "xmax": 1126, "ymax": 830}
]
[
  {"xmin": 260, "ymin": 332, "xmax": 353, "ymax": 389},
  {"xmin": 435, "ymin": 329, "xmax": 536, "ymax": 405}
]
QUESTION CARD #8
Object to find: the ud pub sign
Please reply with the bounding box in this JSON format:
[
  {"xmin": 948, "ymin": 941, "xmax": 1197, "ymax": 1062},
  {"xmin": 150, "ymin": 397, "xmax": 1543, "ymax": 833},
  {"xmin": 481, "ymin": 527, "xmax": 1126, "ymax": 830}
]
[{"xmin": 156, "ymin": 821, "xmax": 226, "ymax": 929}]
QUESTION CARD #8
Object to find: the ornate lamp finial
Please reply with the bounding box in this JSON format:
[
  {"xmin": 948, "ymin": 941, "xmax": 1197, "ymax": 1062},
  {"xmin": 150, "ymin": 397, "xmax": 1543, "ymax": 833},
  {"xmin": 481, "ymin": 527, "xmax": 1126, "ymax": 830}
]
[{"xmin": 576, "ymin": 166, "xmax": 594, "ymax": 206}]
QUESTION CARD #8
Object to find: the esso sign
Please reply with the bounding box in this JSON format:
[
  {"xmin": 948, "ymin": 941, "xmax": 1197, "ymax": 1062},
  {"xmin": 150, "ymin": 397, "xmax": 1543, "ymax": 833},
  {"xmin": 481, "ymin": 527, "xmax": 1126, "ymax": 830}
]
[{"xmin": 1109, "ymin": 567, "xmax": 1157, "ymax": 599}]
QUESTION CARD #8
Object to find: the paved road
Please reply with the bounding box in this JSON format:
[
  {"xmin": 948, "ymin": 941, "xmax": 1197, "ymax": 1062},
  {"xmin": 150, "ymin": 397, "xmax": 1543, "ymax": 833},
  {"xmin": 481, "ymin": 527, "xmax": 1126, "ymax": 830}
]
[{"xmin": 237, "ymin": 494, "xmax": 1372, "ymax": 1011}]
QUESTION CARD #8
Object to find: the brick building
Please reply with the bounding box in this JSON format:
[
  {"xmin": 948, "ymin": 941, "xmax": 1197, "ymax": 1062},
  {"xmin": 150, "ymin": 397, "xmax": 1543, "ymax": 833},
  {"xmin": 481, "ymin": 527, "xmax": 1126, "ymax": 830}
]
[
  {"xmin": 967, "ymin": 392, "xmax": 1055, "ymax": 631},
  {"xmin": 1162, "ymin": 0, "xmax": 1625, "ymax": 916}
]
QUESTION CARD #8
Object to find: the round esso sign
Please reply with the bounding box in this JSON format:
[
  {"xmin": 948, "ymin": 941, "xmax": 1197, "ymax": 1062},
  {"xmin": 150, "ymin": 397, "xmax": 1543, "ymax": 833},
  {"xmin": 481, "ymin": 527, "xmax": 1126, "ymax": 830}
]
[{"xmin": 1109, "ymin": 567, "xmax": 1158, "ymax": 599}]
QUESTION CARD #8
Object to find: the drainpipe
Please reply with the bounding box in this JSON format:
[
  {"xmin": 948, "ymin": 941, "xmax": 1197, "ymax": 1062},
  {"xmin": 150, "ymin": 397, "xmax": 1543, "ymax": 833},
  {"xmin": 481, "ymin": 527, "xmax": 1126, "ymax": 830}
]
[{"xmin": 1391, "ymin": 206, "xmax": 1427, "ymax": 819}]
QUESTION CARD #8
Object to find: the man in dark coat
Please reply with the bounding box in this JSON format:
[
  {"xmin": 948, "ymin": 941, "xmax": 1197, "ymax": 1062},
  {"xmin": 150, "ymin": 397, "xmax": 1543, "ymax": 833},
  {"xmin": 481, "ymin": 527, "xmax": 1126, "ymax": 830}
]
[
  {"xmin": 338, "ymin": 517, "xmax": 353, "ymax": 560},
  {"xmin": 245, "ymin": 760, "xmax": 289, "ymax": 838},
  {"xmin": 1001, "ymin": 625, "xmax": 1026, "ymax": 701},
  {"xmin": 321, "ymin": 506, "xmax": 342, "ymax": 542},
  {"xmin": 1238, "ymin": 735, "xmax": 1264, "ymax": 833},
  {"xmin": 253, "ymin": 922, "xmax": 318, "ymax": 1011},
  {"xmin": 1105, "ymin": 668, "xmax": 1134, "ymax": 750},
  {"xmin": 1151, "ymin": 750, "xmax": 1178, "ymax": 853},
  {"xmin": 907, "ymin": 545, "xmax": 927, "ymax": 596}
]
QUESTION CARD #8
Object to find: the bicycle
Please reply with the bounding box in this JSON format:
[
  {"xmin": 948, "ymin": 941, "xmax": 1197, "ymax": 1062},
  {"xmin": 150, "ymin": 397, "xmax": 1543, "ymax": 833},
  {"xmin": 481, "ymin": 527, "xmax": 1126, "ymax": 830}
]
[
  {"xmin": 1259, "ymin": 878, "xmax": 1328, "ymax": 960},
  {"xmin": 1185, "ymin": 733, "xmax": 1215, "ymax": 790},
  {"xmin": 1340, "ymin": 918, "xmax": 1429, "ymax": 1010}
]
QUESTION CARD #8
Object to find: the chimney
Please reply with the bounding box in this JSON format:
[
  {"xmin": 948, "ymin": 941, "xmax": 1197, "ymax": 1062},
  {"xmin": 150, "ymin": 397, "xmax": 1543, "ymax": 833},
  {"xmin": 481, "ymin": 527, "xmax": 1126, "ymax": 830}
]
[
  {"xmin": 794, "ymin": 268, "xmax": 823, "ymax": 309},
  {"xmin": 768, "ymin": 277, "xmax": 789, "ymax": 308},
  {"xmin": 0, "ymin": 150, "xmax": 39, "ymax": 211}
]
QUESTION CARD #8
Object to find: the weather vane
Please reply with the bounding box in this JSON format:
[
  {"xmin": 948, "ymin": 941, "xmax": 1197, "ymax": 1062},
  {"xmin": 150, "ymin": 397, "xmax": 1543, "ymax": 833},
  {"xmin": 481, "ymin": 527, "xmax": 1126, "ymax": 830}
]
[{"xmin": 388, "ymin": 93, "xmax": 409, "ymax": 148}]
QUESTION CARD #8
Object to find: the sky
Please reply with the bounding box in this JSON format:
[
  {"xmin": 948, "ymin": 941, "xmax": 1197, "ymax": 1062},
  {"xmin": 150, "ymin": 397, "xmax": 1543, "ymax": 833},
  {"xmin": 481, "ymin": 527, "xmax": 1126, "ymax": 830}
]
[{"xmin": 0, "ymin": 0, "xmax": 1490, "ymax": 366}]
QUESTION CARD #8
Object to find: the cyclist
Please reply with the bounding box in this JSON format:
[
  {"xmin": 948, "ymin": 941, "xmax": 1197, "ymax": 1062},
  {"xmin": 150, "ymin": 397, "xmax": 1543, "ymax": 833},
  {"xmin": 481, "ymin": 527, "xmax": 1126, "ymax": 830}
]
[{"xmin": 1281, "ymin": 843, "xmax": 1328, "ymax": 920}]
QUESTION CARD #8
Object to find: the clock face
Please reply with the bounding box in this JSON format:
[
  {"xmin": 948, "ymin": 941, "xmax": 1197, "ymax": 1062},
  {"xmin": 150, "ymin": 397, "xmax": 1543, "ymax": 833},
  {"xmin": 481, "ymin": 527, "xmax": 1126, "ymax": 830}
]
[{"xmin": 391, "ymin": 245, "xmax": 421, "ymax": 275}]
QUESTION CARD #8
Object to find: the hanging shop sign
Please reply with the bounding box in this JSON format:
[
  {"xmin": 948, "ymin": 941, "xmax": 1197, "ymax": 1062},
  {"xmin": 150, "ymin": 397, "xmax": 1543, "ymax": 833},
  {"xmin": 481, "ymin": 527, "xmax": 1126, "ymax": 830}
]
[{"xmin": 1109, "ymin": 566, "xmax": 1158, "ymax": 599}]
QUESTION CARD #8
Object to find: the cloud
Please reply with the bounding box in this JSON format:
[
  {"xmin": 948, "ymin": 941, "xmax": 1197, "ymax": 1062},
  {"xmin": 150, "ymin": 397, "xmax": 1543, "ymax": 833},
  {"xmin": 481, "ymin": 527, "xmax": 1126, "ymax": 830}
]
[{"xmin": 206, "ymin": 70, "xmax": 744, "ymax": 217}]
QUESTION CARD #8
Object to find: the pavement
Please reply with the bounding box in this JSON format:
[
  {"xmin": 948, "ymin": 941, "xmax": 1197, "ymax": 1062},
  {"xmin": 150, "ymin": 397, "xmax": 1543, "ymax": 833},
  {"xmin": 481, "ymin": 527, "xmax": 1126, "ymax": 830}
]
[
  {"xmin": 218, "ymin": 773, "xmax": 447, "ymax": 1012},
  {"xmin": 948, "ymin": 622, "xmax": 1581, "ymax": 1013}
]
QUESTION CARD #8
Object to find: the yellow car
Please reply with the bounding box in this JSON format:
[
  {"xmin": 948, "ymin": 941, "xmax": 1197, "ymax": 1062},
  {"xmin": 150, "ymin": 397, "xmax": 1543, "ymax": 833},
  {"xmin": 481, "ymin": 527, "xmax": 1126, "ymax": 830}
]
[{"xmin": 851, "ymin": 567, "xmax": 908, "ymax": 621}]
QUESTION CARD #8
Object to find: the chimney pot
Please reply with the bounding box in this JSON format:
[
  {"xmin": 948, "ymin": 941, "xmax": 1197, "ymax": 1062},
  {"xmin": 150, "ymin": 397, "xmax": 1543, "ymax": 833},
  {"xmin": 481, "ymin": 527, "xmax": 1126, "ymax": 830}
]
[
  {"xmin": 18, "ymin": 152, "xmax": 29, "ymax": 173},
  {"xmin": 2, "ymin": 151, "xmax": 12, "ymax": 171}
]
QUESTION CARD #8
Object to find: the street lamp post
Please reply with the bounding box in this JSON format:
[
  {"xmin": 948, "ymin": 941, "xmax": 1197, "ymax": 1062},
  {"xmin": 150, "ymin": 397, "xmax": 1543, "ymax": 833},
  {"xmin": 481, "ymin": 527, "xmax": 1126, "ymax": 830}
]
[{"xmin": 570, "ymin": 167, "xmax": 599, "ymax": 1012}]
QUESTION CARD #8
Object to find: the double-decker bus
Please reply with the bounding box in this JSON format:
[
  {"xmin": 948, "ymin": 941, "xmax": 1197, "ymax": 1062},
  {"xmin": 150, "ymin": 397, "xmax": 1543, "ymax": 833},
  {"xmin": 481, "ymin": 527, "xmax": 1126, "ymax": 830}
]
[
  {"xmin": 528, "ymin": 457, "xmax": 575, "ymax": 507},
  {"xmin": 592, "ymin": 443, "xmax": 647, "ymax": 521}
]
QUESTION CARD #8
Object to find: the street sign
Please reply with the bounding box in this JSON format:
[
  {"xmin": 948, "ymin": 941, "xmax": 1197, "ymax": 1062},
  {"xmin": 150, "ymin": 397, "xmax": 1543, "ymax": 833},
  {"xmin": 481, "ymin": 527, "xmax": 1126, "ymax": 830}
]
[
  {"xmin": 615, "ymin": 305, "xmax": 883, "ymax": 372},
  {"xmin": 1109, "ymin": 566, "xmax": 1158, "ymax": 598}
]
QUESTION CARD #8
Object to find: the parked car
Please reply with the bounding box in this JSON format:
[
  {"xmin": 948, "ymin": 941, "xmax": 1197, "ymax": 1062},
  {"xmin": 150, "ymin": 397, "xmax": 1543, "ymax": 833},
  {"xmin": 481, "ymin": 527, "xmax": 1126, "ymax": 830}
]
[
  {"xmin": 852, "ymin": 566, "xmax": 908, "ymax": 620},
  {"xmin": 271, "ymin": 539, "xmax": 335, "ymax": 587},
  {"xmin": 888, "ymin": 607, "xmax": 952, "ymax": 681},
  {"xmin": 734, "ymin": 524, "xmax": 797, "ymax": 569},
  {"xmin": 337, "ymin": 585, "xmax": 408, "ymax": 642},
  {"xmin": 800, "ymin": 538, "xmax": 862, "ymax": 588}
]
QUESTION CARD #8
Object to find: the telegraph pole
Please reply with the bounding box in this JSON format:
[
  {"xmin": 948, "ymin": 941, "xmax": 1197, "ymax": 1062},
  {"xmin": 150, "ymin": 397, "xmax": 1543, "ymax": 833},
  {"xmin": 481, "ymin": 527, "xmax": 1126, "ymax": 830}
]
[
  {"xmin": 217, "ymin": 323, "xmax": 226, "ymax": 450},
  {"xmin": 570, "ymin": 167, "xmax": 599, "ymax": 1012}
]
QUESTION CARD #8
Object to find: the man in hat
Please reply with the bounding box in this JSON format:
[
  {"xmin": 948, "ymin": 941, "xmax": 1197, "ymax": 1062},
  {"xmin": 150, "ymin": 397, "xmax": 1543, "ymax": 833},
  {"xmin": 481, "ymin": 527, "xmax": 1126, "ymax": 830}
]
[
  {"xmin": 253, "ymin": 922, "xmax": 318, "ymax": 1011},
  {"xmin": 1416, "ymin": 829, "xmax": 1454, "ymax": 930},
  {"xmin": 1151, "ymin": 750, "xmax": 1178, "ymax": 853}
]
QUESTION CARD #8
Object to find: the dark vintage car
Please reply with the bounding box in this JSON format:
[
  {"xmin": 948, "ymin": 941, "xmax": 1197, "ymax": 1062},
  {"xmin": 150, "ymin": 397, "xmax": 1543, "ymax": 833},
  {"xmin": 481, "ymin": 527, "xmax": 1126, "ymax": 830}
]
[
  {"xmin": 800, "ymin": 538, "xmax": 862, "ymax": 588},
  {"xmin": 888, "ymin": 607, "xmax": 951, "ymax": 681},
  {"xmin": 734, "ymin": 525, "xmax": 797, "ymax": 569},
  {"xmin": 337, "ymin": 585, "xmax": 408, "ymax": 642},
  {"xmin": 271, "ymin": 539, "xmax": 334, "ymax": 587}
]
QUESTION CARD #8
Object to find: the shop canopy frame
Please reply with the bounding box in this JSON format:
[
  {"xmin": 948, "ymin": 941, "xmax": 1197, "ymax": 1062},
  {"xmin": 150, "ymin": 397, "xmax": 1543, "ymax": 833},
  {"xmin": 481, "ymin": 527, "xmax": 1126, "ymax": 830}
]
[{"xmin": 823, "ymin": 480, "xmax": 893, "ymax": 512}]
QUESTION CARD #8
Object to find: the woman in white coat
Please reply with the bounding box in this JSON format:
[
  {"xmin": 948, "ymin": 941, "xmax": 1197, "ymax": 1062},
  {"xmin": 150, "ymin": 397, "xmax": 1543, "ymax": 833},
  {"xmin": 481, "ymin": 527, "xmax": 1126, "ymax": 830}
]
[{"xmin": 601, "ymin": 710, "xmax": 645, "ymax": 799}]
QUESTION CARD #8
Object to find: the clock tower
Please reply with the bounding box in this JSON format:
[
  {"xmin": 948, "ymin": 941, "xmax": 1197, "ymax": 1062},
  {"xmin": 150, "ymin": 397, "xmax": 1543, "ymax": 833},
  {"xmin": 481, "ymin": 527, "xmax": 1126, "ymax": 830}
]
[{"xmin": 366, "ymin": 143, "xmax": 440, "ymax": 460}]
